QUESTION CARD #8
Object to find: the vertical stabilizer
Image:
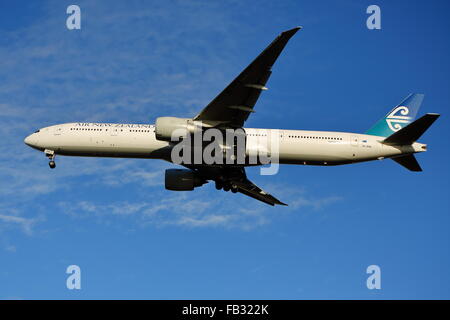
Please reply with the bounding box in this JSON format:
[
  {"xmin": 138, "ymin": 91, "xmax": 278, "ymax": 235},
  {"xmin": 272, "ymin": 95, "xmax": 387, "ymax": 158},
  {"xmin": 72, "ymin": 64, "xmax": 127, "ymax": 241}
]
[{"xmin": 366, "ymin": 94, "xmax": 424, "ymax": 137}]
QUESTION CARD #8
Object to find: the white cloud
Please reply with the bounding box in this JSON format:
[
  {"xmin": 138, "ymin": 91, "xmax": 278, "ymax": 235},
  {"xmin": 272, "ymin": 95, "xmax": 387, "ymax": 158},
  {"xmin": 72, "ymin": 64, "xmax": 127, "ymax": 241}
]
[
  {"xmin": 175, "ymin": 214, "xmax": 233, "ymax": 228},
  {"xmin": 0, "ymin": 1, "xmax": 343, "ymax": 236},
  {"xmin": 5, "ymin": 245, "xmax": 17, "ymax": 253},
  {"xmin": 290, "ymin": 195, "xmax": 343, "ymax": 210},
  {"xmin": 57, "ymin": 187, "xmax": 342, "ymax": 231},
  {"xmin": 0, "ymin": 213, "xmax": 42, "ymax": 235},
  {"xmin": 0, "ymin": 0, "xmax": 245, "ymax": 206}
]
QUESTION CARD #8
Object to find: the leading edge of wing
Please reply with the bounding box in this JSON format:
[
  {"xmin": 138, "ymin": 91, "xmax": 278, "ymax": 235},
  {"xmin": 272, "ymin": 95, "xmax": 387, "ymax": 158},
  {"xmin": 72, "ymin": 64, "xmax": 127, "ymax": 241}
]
[
  {"xmin": 233, "ymin": 26, "xmax": 302, "ymax": 80},
  {"xmin": 249, "ymin": 26, "xmax": 302, "ymax": 69},
  {"xmin": 193, "ymin": 26, "xmax": 302, "ymax": 126}
]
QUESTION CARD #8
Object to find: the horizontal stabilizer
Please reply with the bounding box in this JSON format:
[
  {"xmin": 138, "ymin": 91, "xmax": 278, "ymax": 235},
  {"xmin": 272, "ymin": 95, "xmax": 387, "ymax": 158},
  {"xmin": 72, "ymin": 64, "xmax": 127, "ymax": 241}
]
[
  {"xmin": 391, "ymin": 154, "xmax": 422, "ymax": 172},
  {"xmin": 383, "ymin": 113, "xmax": 440, "ymax": 145}
]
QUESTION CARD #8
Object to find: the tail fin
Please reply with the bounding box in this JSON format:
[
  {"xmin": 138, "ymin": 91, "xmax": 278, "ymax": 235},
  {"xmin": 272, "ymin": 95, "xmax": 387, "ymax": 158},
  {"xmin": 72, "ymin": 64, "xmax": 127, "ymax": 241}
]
[
  {"xmin": 392, "ymin": 154, "xmax": 422, "ymax": 172},
  {"xmin": 383, "ymin": 113, "xmax": 440, "ymax": 145},
  {"xmin": 366, "ymin": 93, "xmax": 424, "ymax": 137}
]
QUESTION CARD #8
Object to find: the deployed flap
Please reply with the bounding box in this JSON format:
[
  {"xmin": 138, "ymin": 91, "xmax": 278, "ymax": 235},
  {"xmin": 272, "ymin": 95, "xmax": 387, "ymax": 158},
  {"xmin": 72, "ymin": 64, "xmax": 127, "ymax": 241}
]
[
  {"xmin": 383, "ymin": 113, "xmax": 440, "ymax": 145},
  {"xmin": 187, "ymin": 165, "xmax": 287, "ymax": 206},
  {"xmin": 232, "ymin": 179, "xmax": 287, "ymax": 206},
  {"xmin": 193, "ymin": 27, "xmax": 301, "ymax": 128},
  {"xmin": 391, "ymin": 154, "xmax": 422, "ymax": 172},
  {"xmin": 224, "ymin": 167, "xmax": 287, "ymax": 206}
]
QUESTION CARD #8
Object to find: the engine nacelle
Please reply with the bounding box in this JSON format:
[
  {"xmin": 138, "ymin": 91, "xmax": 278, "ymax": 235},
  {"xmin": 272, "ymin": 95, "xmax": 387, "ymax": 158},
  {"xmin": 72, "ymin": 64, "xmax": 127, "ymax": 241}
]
[
  {"xmin": 164, "ymin": 169, "xmax": 206, "ymax": 191},
  {"xmin": 155, "ymin": 117, "xmax": 201, "ymax": 142}
]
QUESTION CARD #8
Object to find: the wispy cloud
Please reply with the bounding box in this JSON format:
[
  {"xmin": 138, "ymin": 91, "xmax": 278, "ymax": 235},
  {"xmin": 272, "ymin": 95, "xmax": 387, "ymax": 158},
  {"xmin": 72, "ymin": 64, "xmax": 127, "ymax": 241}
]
[
  {"xmin": 290, "ymin": 195, "xmax": 343, "ymax": 210},
  {"xmin": 0, "ymin": 213, "xmax": 42, "ymax": 235},
  {"xmin": 0, "ymin": 0, "xmax": 246, "ymax": 204},
  {"xmin": 57, "ymin": 187, "xmax": 342, "ymax": 230},
  {"xmin": 0, "ymin": 1, "xmax": 342, "ymax": 240}
]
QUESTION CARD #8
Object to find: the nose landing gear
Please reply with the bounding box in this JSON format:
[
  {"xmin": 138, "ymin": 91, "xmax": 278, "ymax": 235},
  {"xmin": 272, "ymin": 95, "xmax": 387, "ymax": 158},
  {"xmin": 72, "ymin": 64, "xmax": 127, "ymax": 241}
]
[{"xmin": 45, "ymin": 149, "xmax": 56, "ymax": 169}]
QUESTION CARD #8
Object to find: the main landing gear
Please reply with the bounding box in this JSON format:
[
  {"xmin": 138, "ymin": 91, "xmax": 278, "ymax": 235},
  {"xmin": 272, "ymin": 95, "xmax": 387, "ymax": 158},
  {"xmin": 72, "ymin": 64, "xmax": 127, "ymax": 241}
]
[
  {"xmin": 215, "ymin": 180, "xmax": 238, "ymax": 193},
  {"xmin": 45, "ymin": 149, "xmax": 56, "ymax": 169}
]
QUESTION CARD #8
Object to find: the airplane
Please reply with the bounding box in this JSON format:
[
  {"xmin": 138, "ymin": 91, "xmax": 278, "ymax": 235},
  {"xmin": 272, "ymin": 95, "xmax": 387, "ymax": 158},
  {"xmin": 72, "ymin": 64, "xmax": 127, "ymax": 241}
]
[{"xmin": 24, "ymin": 27, "xmax": 439, "ymax": 206}]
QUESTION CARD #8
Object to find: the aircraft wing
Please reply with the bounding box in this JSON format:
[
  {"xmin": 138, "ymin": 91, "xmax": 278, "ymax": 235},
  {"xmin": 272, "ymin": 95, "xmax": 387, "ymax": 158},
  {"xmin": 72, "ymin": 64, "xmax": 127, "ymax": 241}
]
[
  {"xmin": 232, "ymin": 176, "xmax": 287, "ymax": 206},
  {"xmin": 193, "ymin": 27, "xmax": 301, "ymax": 128},
  {"xmin": 188, "ymin": 166, "xmax": 287, "ymax": 206}
]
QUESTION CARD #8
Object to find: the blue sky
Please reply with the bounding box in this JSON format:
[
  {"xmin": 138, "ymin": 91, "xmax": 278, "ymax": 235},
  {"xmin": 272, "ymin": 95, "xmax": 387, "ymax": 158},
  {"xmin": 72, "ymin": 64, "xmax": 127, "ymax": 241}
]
[{"xmin": 0, "ymin": 0, "xmax": 449, "ymax": 299}]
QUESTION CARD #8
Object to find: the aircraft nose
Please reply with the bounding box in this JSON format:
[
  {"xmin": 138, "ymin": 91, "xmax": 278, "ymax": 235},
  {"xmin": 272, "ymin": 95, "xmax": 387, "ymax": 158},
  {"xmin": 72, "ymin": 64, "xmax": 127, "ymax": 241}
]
[{"xmin": 24, "ymin": 133, "xmax": 36, "ymax": 147}]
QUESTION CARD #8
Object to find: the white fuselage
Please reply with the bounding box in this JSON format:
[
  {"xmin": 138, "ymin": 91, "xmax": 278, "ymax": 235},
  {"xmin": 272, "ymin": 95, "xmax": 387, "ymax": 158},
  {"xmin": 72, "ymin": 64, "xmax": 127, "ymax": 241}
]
[{"xmin": 24, "ymin": 122, "xmax": 426, "ymax": 166}]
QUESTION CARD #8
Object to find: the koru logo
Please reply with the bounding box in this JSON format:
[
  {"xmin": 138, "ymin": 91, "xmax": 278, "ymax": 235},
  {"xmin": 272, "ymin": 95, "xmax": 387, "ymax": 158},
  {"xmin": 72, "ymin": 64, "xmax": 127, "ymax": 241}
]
[{"xmin": 386, "ymin": 106, "xmax": 411, "ymax": 132}]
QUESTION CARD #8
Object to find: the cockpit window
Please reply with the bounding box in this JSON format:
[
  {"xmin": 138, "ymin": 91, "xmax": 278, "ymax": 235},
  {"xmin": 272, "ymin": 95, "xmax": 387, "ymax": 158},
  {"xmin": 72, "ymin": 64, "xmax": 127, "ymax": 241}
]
[{"xmin": 34, "ymin": 130, "xmax": 40, "ymax": 133}]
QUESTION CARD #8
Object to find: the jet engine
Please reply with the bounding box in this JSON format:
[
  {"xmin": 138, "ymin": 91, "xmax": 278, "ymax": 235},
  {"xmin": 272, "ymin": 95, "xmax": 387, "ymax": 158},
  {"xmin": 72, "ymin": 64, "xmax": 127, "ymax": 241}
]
[
  {"xmin": 155, "ymin": 117, "xmax": 202, "ymax": 142},
  {"xmin": 164, "ymin": 169, "xmax": 206, "ymax": 191}
]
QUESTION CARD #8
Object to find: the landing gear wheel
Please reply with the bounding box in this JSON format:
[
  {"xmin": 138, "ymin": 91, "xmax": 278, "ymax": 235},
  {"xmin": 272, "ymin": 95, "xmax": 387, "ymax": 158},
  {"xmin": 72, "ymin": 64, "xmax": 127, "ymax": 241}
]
[
  {"xmin": 223, "ymin": 185, "xmax": 231, "ymax": 192},
  {"xmin": 215, "ymin": 181, "xmax": 223, "ymax": 190},
  {"xmin": 231, "ymin": 186, "xmax": 238, "ymax": 193},
  {"xmin": 45, "ymin": 149, "xmax": 56, "ymax": 169}
]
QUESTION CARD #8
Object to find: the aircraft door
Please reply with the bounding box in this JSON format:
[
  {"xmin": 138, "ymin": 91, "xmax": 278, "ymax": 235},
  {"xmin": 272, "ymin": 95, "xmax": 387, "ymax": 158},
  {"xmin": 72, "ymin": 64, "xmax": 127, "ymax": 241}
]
[
  {"xmin": 350, "ymin": 135, "xmax": 358, "ymax": 158},
  {"xmin": 54, "ymin": 126, "xmax": 63, "ymax": 136},
  {"xmin": 110, "ymin": 128, "xmax": 119, "ymax": 136},
  {"xmin": 223, "ymin": 128, "xmax": 246, "ymax": 165}
]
